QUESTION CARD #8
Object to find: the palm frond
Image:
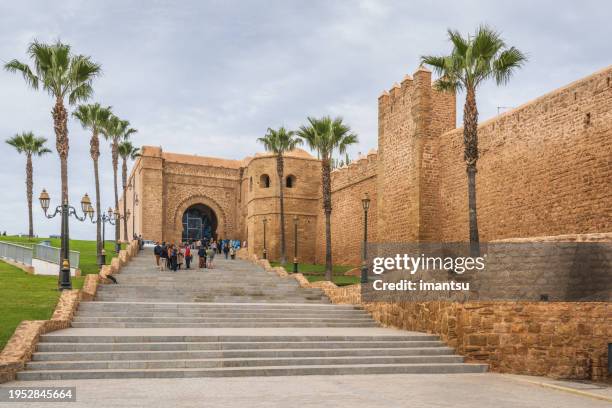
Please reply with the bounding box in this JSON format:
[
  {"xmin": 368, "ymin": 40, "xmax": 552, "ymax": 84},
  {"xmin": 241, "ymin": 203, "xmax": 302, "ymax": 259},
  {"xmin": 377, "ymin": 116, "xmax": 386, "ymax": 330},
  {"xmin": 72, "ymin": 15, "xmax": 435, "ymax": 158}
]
[
  {"xmin": 4, "ymin": 60, "xmax": 39, "ymax": 89},
  {"xmin": 493, "ymin": 47, "xmax": 527, "ymax": 85}
]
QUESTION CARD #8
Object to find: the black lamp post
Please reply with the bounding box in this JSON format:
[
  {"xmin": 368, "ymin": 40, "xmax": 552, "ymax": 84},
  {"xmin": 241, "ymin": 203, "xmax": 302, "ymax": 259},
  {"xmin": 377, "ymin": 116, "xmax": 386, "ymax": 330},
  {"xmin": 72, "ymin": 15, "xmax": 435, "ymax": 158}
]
[
  {"xmin": 93, "ymin": 207, "xmax": 116, "ymax": 267},
  {"xmin": 39, "ymin": 189, "xmax": 94, "ymax": 290},
  {"xmin": 361, "ymin": 192, "xmax": 371, "ymax": 284},
  {"xmin": 262, "ymin": 218, "xmax": 267, "ymax": 260},
  {"xmin": 293, "ymin": 216, "xmax": 298, "ymax": 273}
]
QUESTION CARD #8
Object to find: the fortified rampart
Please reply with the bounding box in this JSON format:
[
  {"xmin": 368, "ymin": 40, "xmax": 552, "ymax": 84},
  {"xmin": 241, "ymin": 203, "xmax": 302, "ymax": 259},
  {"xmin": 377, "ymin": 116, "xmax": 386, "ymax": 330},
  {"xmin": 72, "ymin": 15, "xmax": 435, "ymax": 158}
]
[{"xmin": 315, "ymin": 150, "xmax": 378, "ymax": 265}]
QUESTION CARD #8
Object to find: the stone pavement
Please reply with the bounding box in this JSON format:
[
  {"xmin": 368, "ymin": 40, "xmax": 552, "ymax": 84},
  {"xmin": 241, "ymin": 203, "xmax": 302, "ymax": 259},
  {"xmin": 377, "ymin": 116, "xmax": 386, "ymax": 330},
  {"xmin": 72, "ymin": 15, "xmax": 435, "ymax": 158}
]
[{"xmin": 1, "ymin": 373, "xmax": 610, "ymax": 408}]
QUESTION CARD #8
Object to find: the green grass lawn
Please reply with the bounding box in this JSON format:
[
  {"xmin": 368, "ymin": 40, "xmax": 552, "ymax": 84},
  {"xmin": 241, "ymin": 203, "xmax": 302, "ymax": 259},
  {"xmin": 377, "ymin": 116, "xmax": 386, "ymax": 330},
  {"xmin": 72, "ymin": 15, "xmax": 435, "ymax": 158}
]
[
  {"xmin": 270, "ymin": 261, "xmax": 359, "ymax": 286},
  {"xmin": 0, "ymin": 236, "xmax": 124, "ymax": 275},
  {"xmin": 0, "ymin": 260, "xmax": 83, "ymax": 349}
]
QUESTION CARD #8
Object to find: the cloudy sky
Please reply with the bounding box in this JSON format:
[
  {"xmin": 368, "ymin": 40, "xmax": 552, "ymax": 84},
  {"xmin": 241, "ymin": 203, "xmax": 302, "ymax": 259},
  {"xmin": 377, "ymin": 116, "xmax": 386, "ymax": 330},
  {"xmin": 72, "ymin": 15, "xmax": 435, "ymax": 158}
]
[{"xmin": 0, "ymin": 0, "xmax": 609, "ymax": 239}]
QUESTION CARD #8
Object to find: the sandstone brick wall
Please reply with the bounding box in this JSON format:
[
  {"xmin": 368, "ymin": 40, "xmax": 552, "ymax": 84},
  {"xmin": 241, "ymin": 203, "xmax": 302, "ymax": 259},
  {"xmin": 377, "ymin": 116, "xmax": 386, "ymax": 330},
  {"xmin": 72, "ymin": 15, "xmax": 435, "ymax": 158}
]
[
  {"xmin": 377, "ymin": 67, "xmax": 456, "ymax": 243},
  {"xmin": 435, "ymin": 66, "xmax": 612, "ymax": 241},
  {"xmin": 365, "ymin": 300, "xmax": 610, "ymax": 381},
  {"xmin": 315, "ymin": 151, "xmax": 378, "ymax": 265},
  {"xmin": 244, "ymin": 151, "xmax": 321, "ymax": 263}
]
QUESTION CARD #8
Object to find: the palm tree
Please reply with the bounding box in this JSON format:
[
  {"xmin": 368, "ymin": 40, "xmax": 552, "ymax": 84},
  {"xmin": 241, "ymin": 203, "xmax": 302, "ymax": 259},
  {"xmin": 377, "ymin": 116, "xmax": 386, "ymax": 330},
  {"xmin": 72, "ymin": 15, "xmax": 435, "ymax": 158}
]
[
  {"xmin": 73, "ymin": 103, "xmax": 113, "ymax": 259},
  {"xmin": 297, "ymin": 116, "xmax": 358, "ymax": 280},
  {"xmin": 257, "ymin": 127, "xmax": 302, "ymax": 265},
  {"xmin": 102, "ymin": 115, "xmax": 137, "ymax": 250},
  {"xmin": 118, "ymin": 140, "xmax": 140, "ymax": 242},
  {"xmin": 5, "ymin": 40, "xmax": 101, "ymax": 263},
  {"xmin": 422, "ymin": 26, "xmax": 526, "ymax": 252},
  {"xmin": 6, "ymin": 132, "xmax": 51, "ymax": 238}
]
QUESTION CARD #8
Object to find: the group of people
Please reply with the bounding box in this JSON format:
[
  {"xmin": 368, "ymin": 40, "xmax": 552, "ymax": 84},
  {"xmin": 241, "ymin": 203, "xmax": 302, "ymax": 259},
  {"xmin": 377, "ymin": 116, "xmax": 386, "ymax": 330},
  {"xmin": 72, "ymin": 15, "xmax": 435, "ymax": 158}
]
[{"xmin": 153, "ymin": 238, "xmax": 238, "ymax": 271}]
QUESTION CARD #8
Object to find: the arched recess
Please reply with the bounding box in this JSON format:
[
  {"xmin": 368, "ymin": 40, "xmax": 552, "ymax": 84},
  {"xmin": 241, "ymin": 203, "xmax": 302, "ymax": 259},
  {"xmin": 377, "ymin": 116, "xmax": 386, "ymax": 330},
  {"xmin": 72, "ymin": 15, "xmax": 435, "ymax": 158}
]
[{"xmin": 171, "ymin": 195, "xmax": 228, "ymax": 241}]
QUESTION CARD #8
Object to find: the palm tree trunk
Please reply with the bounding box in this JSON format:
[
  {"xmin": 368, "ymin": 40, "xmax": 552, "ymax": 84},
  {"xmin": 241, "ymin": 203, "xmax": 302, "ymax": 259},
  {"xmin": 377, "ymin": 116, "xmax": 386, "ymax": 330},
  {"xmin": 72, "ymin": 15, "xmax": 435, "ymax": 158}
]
[
  {"xmin": 122, "ymin": 158, "xmax": 128, "ymax": 243},
  {"xmin": 112, "ymin": 140, "xmax": 120, "ymax": 246},
  {"xmin": 90, "ymin": 130, "xmax": 102, "ymax": 258},
  {"xmin": 26, "ymin": 154, "xmax": 33, "ymax": 238},
  {"xmin": 53, "ymin": 97, "xmax": 70, "ymax": 273},
  {"xmin": 321, "ymin": 158, "xmax": 333, "ymax": 280},
  {"xmin": 463, "ymin": 86, "xmax": 480, "ymax": 254},
  {"xmin": 276, "ymin": 154, "xmax": 287, "ymax": 265}
]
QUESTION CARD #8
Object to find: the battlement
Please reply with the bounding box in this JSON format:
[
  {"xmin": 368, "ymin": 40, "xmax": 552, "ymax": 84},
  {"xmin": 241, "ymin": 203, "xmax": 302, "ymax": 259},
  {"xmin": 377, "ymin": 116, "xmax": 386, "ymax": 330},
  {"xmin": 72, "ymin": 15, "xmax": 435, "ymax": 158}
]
[{"xmin": 330, "ymin": 149, "xmax": 378, "ymax": 192}]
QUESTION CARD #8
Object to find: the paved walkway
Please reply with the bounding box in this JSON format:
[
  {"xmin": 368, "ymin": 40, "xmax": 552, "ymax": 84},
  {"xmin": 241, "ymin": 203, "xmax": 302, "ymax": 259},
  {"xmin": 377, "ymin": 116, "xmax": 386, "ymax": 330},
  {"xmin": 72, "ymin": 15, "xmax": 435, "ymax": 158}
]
[{"xmin": 1, "ymin": 373, "xmax": 610, "ymax": 407}]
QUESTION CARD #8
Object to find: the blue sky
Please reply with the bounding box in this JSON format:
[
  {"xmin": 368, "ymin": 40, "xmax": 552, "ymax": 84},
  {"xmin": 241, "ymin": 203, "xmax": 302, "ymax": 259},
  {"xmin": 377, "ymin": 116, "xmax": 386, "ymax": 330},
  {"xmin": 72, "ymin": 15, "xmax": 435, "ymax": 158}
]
[{"xmin": 0, "ymin": 0, "xmax": 609, "ymax": 238}]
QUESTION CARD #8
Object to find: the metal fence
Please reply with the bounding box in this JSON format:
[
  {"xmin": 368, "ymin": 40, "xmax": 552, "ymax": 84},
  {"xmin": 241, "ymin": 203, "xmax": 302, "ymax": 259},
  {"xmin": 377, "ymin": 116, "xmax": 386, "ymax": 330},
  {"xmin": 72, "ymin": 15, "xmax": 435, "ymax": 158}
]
[
  {"xmin": 33, "ymin": 244, "xmax": 80, "ymax": 268},
  {"xmin": 0, "ymin": 241, "xmax": 33, "ymax": 265},
  {"xmin": 0, "ymin": 241, "xmax": 80, "ymax": 268}
]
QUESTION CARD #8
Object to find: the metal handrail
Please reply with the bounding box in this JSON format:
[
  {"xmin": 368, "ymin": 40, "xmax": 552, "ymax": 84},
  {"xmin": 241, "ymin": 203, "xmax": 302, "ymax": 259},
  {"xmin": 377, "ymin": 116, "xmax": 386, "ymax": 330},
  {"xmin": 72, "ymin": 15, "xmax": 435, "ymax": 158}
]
[
  {"xmin": 0, "ymin": 241, "xmax": 33, "ymax": 265},
  {"xmin": 33, "ymin": 244, "xmax": 80, "ymax": 268}
]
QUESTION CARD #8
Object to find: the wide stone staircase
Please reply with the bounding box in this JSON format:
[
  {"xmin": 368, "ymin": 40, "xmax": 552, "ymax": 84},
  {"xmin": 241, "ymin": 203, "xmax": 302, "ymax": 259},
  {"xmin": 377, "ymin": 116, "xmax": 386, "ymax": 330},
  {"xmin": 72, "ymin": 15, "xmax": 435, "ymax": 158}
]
[{"xmin": 17, "ymin": 250, "xmax": 487, "ymax": 380}]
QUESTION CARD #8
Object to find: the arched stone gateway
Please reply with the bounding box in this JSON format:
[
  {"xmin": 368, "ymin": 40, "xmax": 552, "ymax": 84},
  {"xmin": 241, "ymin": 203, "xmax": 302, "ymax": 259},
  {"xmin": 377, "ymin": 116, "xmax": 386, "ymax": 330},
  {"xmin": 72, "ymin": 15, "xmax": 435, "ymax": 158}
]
[
  {"xmin": 125, "ymin": 146, "xmax": 321, "ymax": 261},
  {"xmin": 172, "ymin": 195, "xmax": 228, "ymax": 243},
  {"xmin": 182, "ymin": 204, "xmax": 218, "ymax": 241}
]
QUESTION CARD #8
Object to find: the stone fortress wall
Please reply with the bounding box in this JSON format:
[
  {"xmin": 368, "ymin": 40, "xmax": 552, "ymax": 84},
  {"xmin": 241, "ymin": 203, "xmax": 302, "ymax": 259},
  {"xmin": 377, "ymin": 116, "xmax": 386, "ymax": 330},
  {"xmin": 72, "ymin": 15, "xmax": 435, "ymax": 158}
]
[
  {"xmin": 315, "ymin": 65, "xmax": 611, "ymax": 265},
  {"xmin": 124, "ymin": 65, "xmax": 611, "ymax": 267}
]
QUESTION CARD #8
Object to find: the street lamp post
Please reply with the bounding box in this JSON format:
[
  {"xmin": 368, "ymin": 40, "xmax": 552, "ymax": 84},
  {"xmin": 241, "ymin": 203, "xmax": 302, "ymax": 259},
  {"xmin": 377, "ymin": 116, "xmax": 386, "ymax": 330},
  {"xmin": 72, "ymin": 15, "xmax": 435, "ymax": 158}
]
[
  {"xmin": 262, "ymin": 218, "xmax": 267, "ymax": 260},
  {"xmin": 361, "ymin": 193, "xmax": 371, "ymax": 284},
  {"xmin": 94, "ymin": 207, "xmax": 116, "ymax": 267},
  {"xmin": 38, "ymin": 189, "xmax": 95, "ymax": 290},
  {"xmin": 293, "ymin": 216, "xmax": 298, "ymax": 273}
]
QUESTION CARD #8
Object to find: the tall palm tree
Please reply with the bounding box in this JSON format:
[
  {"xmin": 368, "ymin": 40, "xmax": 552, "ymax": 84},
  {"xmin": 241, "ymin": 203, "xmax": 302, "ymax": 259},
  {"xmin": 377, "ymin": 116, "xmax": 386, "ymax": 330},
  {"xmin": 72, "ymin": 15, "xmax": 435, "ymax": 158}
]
[
  {"xmin": 297, "ymin": 116, "xmax": 358, "ymax": 280},
  {"xmin": 257, "ymin": 127, "xmax": 302, "ymax": 265},
  {"xmin": 5, "ymin": 40, "xmax": 101, "ymax": 263},
  {"xmin": 5, "ymin": 41, "xmax": 101, "ymax": 217},
  {"xmin": 422, "ymin": 26, "xmax": 526, "ymax": 252},
  {"xmin": 102, "ymin": 115, "xmax": 137, "ymax": 250},
  {"xmin": 73, "ymin": 103, "xmax": 113, "ymax": 259},
  {"xmin": 118, "ymin": 140, "xmax": 140, "ymax": 242},
  {"xmin": 6, "ymin": 132, "xmax": 51, "ymax": 238}
]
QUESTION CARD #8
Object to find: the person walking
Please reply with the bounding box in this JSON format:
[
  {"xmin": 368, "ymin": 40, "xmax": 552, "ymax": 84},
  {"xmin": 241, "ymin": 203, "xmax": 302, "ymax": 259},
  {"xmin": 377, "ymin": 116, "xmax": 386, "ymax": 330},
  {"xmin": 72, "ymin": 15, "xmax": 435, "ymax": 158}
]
[
  {"xmin": 206, "ymin": 245, "xmax": 215, "ymax": 269},
  {"xmin": 198, "ymin": 245, "xmax": 206, "ymax": 268},
  {"xmin": 153, "ymin": 242, "xmax": 161, "ymax": 267},
  {"xmin": 230, "ymin": 246, "xmax": 236, "ymax": 260},
  {"xmin": 170, "ymin": 244, "xmax": 178, "ymax": 271},
  {"xmin": 223, "ymin": 242, "xmax": 230, "ymax": 259},
  {"xmin": 185, "ymin": 244, "xmax": 192, "ymax": 269},
  {"xmin": 177, "ymin": 245, "xmax": 185, "ymax": 270},
  {"xmin": 160, "ymin": 242, "xmax": 168, "ymax": 271}
]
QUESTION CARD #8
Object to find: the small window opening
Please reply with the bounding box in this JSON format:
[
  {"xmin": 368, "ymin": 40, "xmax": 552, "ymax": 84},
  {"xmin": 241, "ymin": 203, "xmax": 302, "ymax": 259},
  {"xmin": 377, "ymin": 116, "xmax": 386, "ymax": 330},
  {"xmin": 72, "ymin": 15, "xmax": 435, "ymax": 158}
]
[{"xmin": 286, "ymin": 175, "xmax": 296, "ymax": 188}]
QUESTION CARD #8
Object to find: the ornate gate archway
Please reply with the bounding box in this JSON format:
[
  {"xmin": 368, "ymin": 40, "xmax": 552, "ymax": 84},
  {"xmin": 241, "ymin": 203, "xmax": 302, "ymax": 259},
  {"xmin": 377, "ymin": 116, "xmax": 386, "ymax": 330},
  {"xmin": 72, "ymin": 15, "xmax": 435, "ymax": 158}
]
[
  {"xmin": 170, "ymin": 195, "xmax": 228, "ymax": 243},
  {"xmin": 182, "ymin": 204, "xmax": 218, "ymax": 241}
]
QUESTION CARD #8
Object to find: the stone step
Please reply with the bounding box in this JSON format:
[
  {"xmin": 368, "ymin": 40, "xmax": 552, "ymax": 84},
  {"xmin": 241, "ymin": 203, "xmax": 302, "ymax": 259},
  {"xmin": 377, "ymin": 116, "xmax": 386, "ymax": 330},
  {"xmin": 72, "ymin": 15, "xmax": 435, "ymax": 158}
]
[
  {"xmin": 70, "ymin": 322, "xmax": 378, "ymax": 328},
  {"xmin": 75, "ymin": 312, "xmax": 369, "ymax": 318},
  {"xmin": 40, "ymin": 335, "xmax": 433, "ymax": 343},
  {"xmin": 36, "ymin": 340, "xmax": 446, "ymax": 352},
  {"xmin": 77, "ymin": 302, "xmax": 359, "ymax": 310},
  {"xmin": 17, "ymin": 363, "xmax": 488, "ymax": 380},
  {"xmin": 26, "ymin": 355, "xmax": 465, "ymax": 371},
  {"xmin": 32, "ymin": 347, "xmax": 451, "ymax": 361},
  {"xmin": 72, "ymin": 317, "xmax": 374, "ymax": 323},
  {"xmin": 96, "ymin": 295, "xmax": 330, "ymax": 304}
]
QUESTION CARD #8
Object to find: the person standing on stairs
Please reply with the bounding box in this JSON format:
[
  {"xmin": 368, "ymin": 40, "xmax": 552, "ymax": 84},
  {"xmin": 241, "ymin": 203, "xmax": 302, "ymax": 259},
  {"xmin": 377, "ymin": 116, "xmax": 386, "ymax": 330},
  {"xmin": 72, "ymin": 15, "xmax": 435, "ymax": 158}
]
[
  {"xmin": 160, "ymin": 242, "xmax": 168, "ymax": 271},
  {"xmin": 206, "ymin": 245, "xmax": 215, "ymax": 269},
  {"xmin": 185, "ymin": 244, "xmax": 192, "ymax": 269},
  {"xmin": 153, "ymin": 242, "xmax": 162, "ymax": 268},
  {"xmin": 198, "ymin": 245, "xmax": 206, "ymax": 268}
]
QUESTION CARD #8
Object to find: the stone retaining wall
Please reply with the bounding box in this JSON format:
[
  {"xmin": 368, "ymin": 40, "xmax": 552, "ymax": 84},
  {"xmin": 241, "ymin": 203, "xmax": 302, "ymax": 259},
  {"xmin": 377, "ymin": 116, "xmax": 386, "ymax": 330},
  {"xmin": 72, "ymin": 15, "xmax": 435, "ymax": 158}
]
[{"xmin": 241, "ymin": 244, "xmax": 610, "ymax": 381}]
